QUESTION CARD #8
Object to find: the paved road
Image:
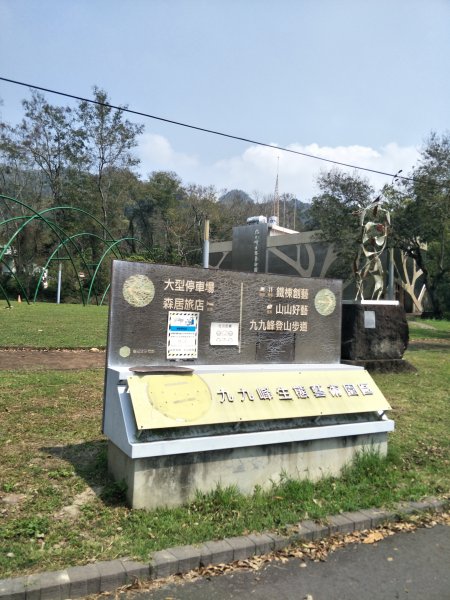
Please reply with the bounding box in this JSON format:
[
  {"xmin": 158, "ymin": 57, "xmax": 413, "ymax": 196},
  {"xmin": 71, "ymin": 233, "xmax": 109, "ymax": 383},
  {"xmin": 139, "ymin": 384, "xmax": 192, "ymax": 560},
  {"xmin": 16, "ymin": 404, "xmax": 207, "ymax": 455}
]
[{"xmin": 126, "ymin": 524, "xmax": 450, "ymax": 600}]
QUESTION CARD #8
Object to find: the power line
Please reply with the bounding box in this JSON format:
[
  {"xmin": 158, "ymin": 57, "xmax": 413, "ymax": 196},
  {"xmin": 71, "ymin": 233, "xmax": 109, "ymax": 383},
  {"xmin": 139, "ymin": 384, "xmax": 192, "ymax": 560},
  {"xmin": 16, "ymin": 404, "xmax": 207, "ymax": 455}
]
[{"xmin": 0, "ymin": 75, "xmax": 431, "ymax": 186}]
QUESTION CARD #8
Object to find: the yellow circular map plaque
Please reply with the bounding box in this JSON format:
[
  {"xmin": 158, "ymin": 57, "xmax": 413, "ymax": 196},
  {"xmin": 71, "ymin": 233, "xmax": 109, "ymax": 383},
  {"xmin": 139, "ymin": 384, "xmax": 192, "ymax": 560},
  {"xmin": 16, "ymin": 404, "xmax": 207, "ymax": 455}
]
[
  {"xmin": 122, "ymin": 275, "xmax": 155, "ymax": 307},
  {"xmin": 314, "ymin": 288, "xmax": 337, "ymax": 316},
  {"xmin": 146, "ymin": 374, "xmax": 212, "ymax": 422}
]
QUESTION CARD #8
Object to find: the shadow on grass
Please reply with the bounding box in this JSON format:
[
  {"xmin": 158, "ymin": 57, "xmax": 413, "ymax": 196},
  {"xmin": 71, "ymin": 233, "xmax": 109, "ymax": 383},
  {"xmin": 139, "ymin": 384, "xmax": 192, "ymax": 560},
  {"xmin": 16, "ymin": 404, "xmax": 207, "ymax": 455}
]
[
  {"xmin": 407, "ymin": 341, "xmax": 450, "ymax": 352},
  {"xmin": 41, "ymin": 440, "xmax": 128, "ymax": 507}
]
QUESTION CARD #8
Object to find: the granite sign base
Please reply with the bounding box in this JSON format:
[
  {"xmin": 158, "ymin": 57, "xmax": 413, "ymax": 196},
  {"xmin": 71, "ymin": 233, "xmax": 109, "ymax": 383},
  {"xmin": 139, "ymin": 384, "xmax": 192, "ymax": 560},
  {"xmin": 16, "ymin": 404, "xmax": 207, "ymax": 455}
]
[
  {"xmin": 341, "ymin": 301, "xmax": 410, "ymax": 369},
  {"xmin": 108, "ymin": 433, "xmax": 388, "ymax": 510}
]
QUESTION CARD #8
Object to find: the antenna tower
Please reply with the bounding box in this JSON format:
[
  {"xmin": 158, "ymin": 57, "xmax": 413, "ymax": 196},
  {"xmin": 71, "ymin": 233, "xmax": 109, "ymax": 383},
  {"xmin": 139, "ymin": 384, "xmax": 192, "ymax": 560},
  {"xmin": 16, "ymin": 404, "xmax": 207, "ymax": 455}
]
[{"xmin": 273, "ymin": 156, "xmax": 280, "ymax": 220}]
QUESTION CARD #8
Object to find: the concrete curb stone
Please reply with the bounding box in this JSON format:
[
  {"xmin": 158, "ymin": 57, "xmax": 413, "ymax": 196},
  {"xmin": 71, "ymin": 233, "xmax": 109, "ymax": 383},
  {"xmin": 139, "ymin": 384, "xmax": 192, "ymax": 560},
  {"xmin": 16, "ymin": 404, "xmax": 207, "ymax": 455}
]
[
  {"xmin": 199, "ymin": 539, "xmax": 234, "ymax": 567},
  {"xmin": 246, "ymin": 533, "xmax": 274, "ymax": 555},
  {"xmin": 148, "ymin": 549, "xmax": 178, "ymax": 580},
  {"xmin": 0, "ymin": 578, "xmax": 26, "ymax": 600},
  {"xmin": 0, "ymin": 497, "xmax": 447, "ymax": 600},
  {"xmin": 340, "ymin": 511, "xmax": 372, "ymax": 531},
  {"xmin": 164, "ymin": 545, "xmax": 202, "ymax": 573},
  {"xmin": 265, "ymin": 531, "xmax": 290, "ymax": 552},
  {"xmin": 119, "ymin": 559, "xmax": 150, "ymax": 584},
  {"xmin": 222, "ymin": 536, "xmax": 256, "ymax": 561},
  {"xmin": 357, "ymin": 507, "xmax": 394, "ymax": 528},
  {"xmin": 96, "ymin": 561, "xmax": 127, "ymax": 592},
  {"xmin": 327, "ymin": 513, "xmax": 355, "ymax": 535},
  {"xmin": 297, "ymin": 520, "xmax": 329, "ymax": 541}
]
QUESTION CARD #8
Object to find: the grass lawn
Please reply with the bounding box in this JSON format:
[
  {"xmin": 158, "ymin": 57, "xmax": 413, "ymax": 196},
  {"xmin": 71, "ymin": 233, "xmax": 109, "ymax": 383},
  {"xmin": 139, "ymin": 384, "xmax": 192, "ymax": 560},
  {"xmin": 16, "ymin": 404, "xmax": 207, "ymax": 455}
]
[
  {"xmin": 1, "ymin": 317, "xmax": 449, "ymax": 578},
  {"xmin": 0, "ymin": 302, "xmax": 108, "ymax": 348}
]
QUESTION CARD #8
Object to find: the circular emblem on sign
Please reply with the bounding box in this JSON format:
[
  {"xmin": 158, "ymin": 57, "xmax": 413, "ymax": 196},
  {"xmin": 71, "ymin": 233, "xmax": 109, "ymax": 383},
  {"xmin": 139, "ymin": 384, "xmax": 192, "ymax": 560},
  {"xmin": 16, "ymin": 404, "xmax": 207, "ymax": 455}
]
[
  {"xmin": 119, "ymin": 345, "xmax": 131, "ymax": 358},
  {"xmin": 122, "ymin": 275, "xmax": 155, "ymax": 307},
  {"xmin": 314, "ymin": 288, "xmax": 337, "ymax": 316},
  {"xmin": 146, "ymin": 374, "xmax": 212, "ymax": 422}
]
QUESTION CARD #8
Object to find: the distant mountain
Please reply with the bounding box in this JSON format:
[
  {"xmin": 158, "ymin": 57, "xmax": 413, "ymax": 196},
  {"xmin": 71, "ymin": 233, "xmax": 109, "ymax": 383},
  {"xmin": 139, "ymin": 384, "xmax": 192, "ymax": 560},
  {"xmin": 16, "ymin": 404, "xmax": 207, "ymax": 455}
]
[
  {"xmin": 295, "ymin": 199, "xmax": 317, "ymax": 229},
  {"xmin": 218, "ymin": 189, "xmax": 254, "ymax": 206}
]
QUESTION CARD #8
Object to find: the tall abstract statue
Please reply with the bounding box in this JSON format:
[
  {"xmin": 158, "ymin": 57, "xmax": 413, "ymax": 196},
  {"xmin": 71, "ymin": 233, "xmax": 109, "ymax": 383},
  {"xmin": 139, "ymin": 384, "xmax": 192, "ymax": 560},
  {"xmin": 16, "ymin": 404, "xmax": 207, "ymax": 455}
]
[{"xmin": 353, "ymin": 199, "xmax": 390, "ymax": 301}]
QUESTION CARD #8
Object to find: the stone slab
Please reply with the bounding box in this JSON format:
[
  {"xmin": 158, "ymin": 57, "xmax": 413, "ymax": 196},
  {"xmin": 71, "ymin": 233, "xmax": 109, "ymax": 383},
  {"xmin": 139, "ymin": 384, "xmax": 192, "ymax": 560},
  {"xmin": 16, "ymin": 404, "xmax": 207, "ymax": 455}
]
[
  {"xmin": 222, "ymin": 536, "xmax": 256, "ymax": 561},
  {"xmin": 247, "ymin": 533, "xmax": 274, "ymax": 555},
  {"xmin": 149, "ymin": 550, "xmax": 179, "ymax": 579},
  {"xmin": 165, "ymin": 545, "xmax": 201, "ymax": 573},
  {"xmin": 327, "ymin": 514, "xmax": 355, "ymax": 535},
  {"xmin": 96, "ymin": 560, "xmax": 126, "ymax": 592},
  {"xmin": 67, "ymin": 564, "xmax": 101, "ymax": 596},
  {"xmin": 341, "ymin": 303, "xmax": 409, "ymax": 361},
  {"xmin": 299, "ymin": 520, "xmax": 329, "ymax": 541},
  {"xmin": 342, "ymin": 510, "xmax": 373, "ymax": 531},
  {"xmin": 38, "ymin": 571, "xmax": 70, "ymax": 600},
  {"xmin": 0, "ymin": 577, "xmax": 27, "ymax": 600},
  {"xmin": 120, "ymin": 559, "xmax": 150, "ymax": 584},
  {"xmin": 295, "ymin": 521, "xmax": 317, "ymax": 542},
  {"xmin": 357, "ymin": 508, "xmax": 394, "ymax": 529},
  {"xmin": 24, "ymin": 574, "xmax": 42, "ymax": 600},
  {"xmin": 265, "ymin": 532, "xmax": 289, "ymax": 552},
  {"xmin": 199, "ymin": 540, "xmax": 234, "ymax": 567}
]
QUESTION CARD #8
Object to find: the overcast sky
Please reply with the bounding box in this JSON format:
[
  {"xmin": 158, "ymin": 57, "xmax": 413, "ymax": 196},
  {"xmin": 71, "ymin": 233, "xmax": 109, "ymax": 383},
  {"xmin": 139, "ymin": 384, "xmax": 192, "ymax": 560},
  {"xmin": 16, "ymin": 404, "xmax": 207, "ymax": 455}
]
[{"xmin": 1, "ymin": 0, "xmax": 449, "ymax": 201}]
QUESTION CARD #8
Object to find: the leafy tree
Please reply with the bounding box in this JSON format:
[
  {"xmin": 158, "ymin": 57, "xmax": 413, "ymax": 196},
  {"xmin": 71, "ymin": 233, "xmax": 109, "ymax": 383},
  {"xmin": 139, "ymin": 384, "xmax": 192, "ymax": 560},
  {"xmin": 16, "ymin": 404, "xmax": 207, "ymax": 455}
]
[
  {"xmin": 386, "ymin": 132, "xmax": 450, "ymax": 317},
  {"xmin": 309, "ymin": 169, "xmax": 376, "ymax": 278},
  {"xmin": 2, "ymin": 91, "xmax": 82, "ymax": 205},
  {"xmin": 76, "ymin": 87, "xmax": 144, "ymax": 236}
]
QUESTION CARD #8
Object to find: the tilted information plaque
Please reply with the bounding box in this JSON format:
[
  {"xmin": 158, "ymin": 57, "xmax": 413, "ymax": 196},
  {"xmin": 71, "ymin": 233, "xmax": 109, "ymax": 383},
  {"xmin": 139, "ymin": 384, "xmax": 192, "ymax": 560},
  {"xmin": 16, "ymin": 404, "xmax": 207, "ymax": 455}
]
[{"xmin": 107, "ymin": 260, "xmax": 343, "ymax": 367}]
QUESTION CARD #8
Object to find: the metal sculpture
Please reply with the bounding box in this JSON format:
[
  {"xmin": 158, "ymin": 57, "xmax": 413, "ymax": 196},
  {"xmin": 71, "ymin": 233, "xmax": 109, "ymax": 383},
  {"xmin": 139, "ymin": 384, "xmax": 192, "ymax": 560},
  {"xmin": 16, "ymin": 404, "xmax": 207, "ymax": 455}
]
[{"xmin": 353, "ymin": 199, "xmax": 390, "ymax": 301}]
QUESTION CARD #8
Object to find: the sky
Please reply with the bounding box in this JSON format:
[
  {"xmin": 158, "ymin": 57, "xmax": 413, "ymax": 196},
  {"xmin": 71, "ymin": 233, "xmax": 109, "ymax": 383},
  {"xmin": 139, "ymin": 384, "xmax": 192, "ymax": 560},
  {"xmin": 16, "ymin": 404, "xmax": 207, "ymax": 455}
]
[{"xmin": 0, "ymin": 0, "xmax": 449, "ymax": 202}]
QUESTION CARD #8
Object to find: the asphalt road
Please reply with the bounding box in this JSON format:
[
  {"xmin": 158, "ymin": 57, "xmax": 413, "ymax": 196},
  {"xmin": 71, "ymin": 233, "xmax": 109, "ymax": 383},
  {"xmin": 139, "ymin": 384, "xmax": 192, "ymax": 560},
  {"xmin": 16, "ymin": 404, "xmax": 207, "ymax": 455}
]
[{"xmin": 125, "ymin": 523, "xmax": 450, "ymax": 600}]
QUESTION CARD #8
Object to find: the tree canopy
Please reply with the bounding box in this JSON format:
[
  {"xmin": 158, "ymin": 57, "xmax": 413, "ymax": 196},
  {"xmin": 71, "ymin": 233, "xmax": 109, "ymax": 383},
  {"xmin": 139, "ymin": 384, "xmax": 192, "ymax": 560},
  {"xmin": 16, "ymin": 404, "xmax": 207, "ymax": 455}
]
[{"xmin": 1, "ymin": 88, "xmax": 449, "ymax": 314}]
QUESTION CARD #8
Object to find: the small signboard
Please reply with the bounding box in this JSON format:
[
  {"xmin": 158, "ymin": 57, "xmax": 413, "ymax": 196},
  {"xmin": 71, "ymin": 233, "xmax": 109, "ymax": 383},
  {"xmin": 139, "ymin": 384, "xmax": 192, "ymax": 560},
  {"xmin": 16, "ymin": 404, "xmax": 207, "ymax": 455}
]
[
  {"xmin": 166, "ymin": 311, "xmax": 199, "ymax": 359},
  {"xmin": 210, "ymin": 322, "xmax": 240, "ymax": 346}
]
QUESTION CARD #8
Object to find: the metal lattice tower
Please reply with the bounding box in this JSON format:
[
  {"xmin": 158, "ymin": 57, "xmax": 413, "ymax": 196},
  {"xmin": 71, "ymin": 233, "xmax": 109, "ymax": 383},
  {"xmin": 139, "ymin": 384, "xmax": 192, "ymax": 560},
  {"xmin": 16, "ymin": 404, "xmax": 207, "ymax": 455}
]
[{"xmin": 273, "ymin": 156, "xmax": 280, "ymax": 220}]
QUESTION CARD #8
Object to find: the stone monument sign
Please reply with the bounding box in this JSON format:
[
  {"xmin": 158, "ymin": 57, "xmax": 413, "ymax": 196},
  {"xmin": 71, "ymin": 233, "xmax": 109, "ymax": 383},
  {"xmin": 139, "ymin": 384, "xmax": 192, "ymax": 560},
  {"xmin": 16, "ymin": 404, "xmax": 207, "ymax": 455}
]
[{"xmin": 103, "ymin": 260, "xmax": 393, "ymax": 509}]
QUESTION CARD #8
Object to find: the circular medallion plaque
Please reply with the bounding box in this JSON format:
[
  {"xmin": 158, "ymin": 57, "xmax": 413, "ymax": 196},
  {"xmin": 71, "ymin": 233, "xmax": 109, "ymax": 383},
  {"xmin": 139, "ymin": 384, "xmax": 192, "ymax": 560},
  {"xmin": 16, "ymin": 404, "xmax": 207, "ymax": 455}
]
[
  {"xmin": 314, "ymin": 288, "xmax": 336, "ymax": 316},
  {"xmin": 122, "ymin": 275, "xmax": 155, "ymax": 307},
  {"xmin": 146, "ymin": 375, "xmax": 212, "ymax": 422}
]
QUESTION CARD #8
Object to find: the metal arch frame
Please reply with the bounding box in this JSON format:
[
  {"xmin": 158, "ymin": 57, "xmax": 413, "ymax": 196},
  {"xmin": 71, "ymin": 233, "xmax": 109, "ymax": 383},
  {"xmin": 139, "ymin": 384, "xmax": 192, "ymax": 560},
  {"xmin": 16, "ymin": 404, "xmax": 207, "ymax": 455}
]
[
  {"xmin": 0, "ymin": 196, "xmax": 94, "ymax": 306},
  {"xmin": 0, "ymin": 194, "xmax": 149, "ymax": 306},
  {"xmin": 31, "ymin": 231, "xmax": 124, "ymax": 304}
]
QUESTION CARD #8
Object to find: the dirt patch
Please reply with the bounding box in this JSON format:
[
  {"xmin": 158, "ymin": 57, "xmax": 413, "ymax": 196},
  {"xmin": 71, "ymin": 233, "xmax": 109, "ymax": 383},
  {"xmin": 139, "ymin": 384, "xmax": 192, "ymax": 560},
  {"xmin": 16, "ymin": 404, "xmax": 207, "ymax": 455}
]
[
  {"xmin": 0, "ymin": 348, "xmax": 105, "ymax": 370},
  {"xmin": 0, "ymin": 338, "xmax": 446, "ymax": 371}
]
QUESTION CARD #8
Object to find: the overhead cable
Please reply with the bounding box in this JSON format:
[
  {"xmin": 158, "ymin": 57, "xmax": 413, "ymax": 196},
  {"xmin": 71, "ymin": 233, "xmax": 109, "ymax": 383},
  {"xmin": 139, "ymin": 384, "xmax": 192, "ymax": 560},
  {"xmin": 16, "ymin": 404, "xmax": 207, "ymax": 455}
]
[{"xmin": 0, "ymin": 75, "xmax": 434, "ymax": 186}]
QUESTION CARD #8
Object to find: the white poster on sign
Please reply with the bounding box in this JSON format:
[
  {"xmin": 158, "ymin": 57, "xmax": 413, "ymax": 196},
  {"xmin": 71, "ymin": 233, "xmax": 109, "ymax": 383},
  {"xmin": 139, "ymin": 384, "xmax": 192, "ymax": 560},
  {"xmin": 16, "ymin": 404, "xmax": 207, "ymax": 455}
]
[
  {"xmin": 167, "ymin": 311, "xmax": 199, "ymax": 358},
  {"xmin": 210, "ymin": 322, "xmax": 240, "ymax": 346}
]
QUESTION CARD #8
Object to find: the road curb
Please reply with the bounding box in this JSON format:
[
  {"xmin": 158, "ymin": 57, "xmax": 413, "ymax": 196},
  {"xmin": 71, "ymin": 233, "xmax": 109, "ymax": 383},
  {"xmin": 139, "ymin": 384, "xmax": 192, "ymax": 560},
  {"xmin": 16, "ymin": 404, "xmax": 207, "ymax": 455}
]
[{"xmin": 0, "ymin": 497, "xmax": 448, "ymax": 600}]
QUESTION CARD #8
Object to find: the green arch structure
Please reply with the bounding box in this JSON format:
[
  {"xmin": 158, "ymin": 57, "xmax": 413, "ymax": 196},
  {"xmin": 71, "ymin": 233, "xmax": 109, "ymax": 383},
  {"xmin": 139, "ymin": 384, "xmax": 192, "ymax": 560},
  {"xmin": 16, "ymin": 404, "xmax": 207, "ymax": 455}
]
[{"xmin": 0, "ymin": 194, "xmax": 149, "ymax": 307}]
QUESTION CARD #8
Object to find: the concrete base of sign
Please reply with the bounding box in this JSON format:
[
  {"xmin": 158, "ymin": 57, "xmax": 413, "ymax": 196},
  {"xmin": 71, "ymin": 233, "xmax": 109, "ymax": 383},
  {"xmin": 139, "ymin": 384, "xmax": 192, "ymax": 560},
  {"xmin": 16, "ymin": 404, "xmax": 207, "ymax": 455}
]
[{"xmin": 108, "ymin": 432, "xmax": 388, "ymax": 510}]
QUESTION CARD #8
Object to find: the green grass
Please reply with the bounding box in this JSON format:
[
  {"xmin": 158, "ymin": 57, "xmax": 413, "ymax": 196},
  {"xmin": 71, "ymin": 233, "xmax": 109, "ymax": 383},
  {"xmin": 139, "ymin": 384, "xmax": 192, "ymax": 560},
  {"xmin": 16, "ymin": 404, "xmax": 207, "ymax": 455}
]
[
  {"xmin": 0, "ymin": 301, "xmax": 108, "ymax": 348},
  {"xmin": 408, "ymin": 317, "xmax": 450, "ymax": 341},
  {"xmin": 1, "ymin": 336, "xmax": 449, "ymax": 579},
  {"xmin": 1, "ymin": 302, "xmax": 448, "ymax": 349}
]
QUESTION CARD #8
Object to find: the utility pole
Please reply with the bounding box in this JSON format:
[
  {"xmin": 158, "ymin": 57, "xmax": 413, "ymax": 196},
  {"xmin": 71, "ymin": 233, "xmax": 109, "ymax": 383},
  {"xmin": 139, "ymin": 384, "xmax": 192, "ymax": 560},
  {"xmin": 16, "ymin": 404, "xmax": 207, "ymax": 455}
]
[{"xmin": 202, "ymin": 216, "xmax": 210, "ymax": 268}]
